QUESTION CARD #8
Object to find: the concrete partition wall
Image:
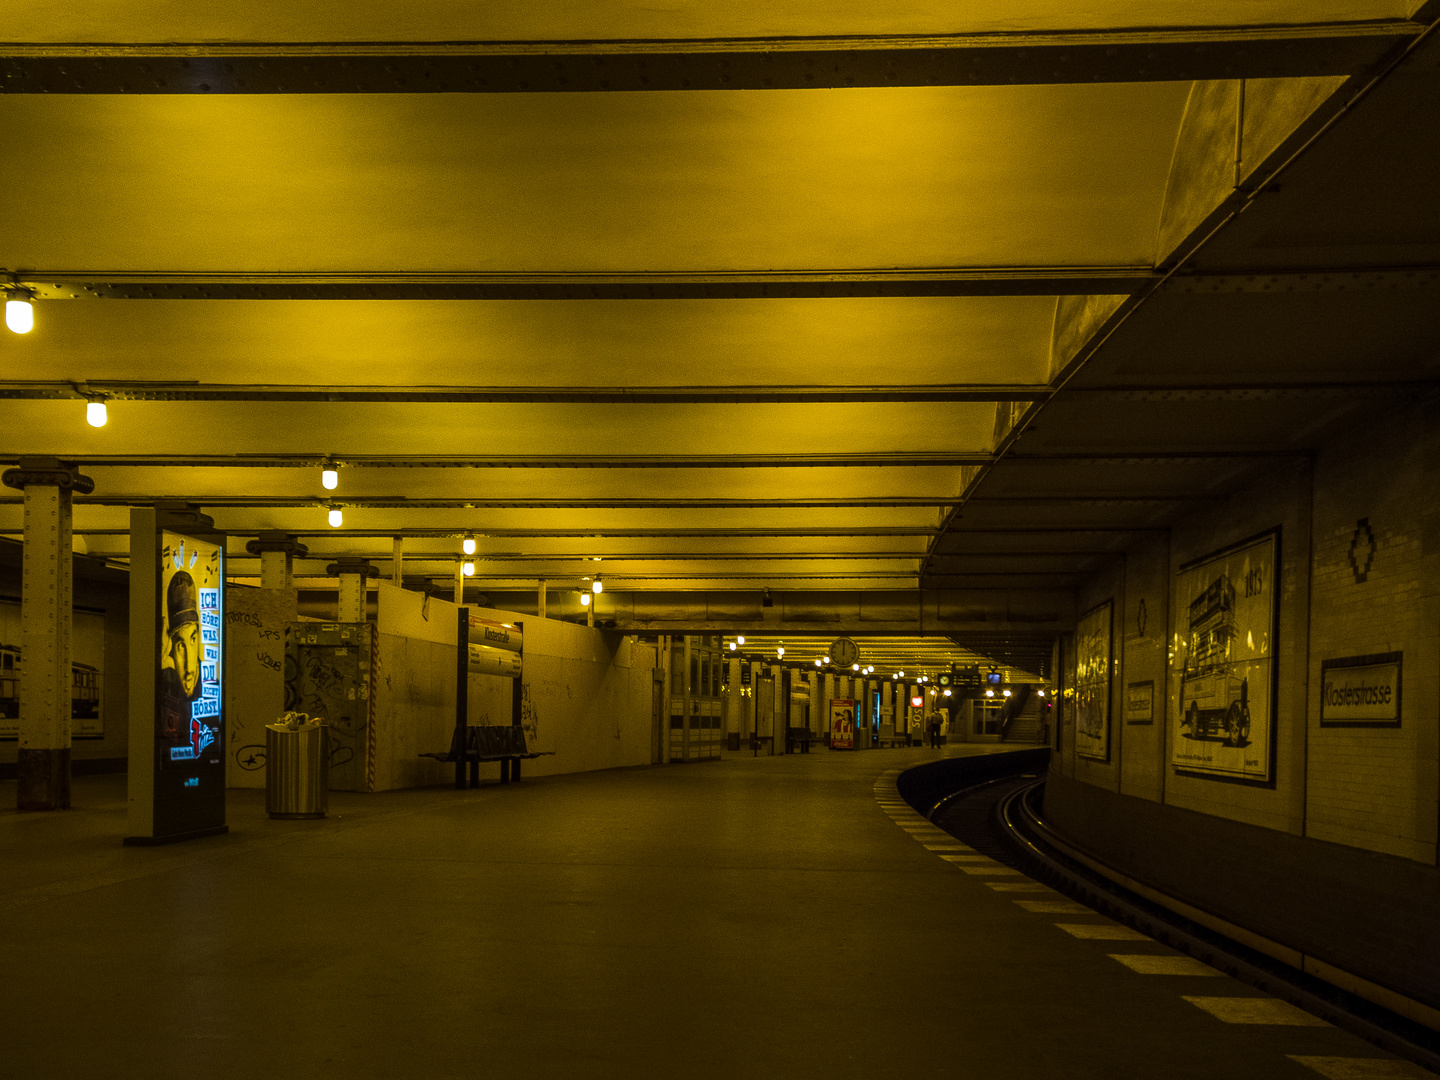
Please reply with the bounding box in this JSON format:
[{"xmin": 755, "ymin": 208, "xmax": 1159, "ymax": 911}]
[{"xmin": 374, "ymin": 584, "xmax": 657, "ymax": 790}]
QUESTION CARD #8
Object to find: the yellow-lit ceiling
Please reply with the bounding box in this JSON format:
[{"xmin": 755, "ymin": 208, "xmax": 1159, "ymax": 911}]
[{"xmin": 2, "ymin": 2, "xmax": 1437, "ymax": 631}]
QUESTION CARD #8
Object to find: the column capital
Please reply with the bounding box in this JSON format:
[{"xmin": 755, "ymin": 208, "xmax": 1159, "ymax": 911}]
[
  {"xmin": 246, "ymin": 532, "xmax": 309, "ymax": 557},
  {"xmin": 2, "ymin": 457, "xmax": 94, "ymax": 494},
  {"xmin": 326, "ymin": 558, "xmax": 378, "ymax": 579},
  {"xmin": 154, "ymin": 501, "xmax": 215, "ymax": 530}
]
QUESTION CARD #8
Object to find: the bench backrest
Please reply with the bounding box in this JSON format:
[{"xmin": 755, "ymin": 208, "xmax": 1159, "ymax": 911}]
[{"xmin": 464, "ymin": 724, "xmax": 528, "ymax": 756}]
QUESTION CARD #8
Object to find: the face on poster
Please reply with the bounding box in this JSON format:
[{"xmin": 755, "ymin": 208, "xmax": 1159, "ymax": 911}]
[
  {"xmin": 830, "ymin": 699, "xmax": 855, "ymax": 749},
  {"xmin": 1074, "ymin": 601, "xmax": 1113, "ymax": 761},
  {"xmin": 1169, "ymin": 532, "xmax": 1276, "ymax": 783},
  {"xmin": 159, "ymin": 531, "xmax": 223, "ymax": 765}
]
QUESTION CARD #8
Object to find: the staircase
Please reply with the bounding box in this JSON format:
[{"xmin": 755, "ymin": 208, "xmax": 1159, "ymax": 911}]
[{"xmin": 1000, "ymin": 687, "xmax": 1048, "ymax": 744}]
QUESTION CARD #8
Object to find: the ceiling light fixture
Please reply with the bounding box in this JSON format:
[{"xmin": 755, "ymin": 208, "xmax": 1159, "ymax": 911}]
[
  {"xmin": 580, "ymin": 592, "xmax": 591, "ymax": 606},
  {"xmin": 591, "ymin": 578, "xmax": 603, "ymax": 594},
  {"xmin": 736, "ymin": 636, "xmax": 745, "ymax": 646},
  {"xmin": 462, "ymin": 561, "xmax": 475, "ymax": 577},
  {"xmin": 985, "ymin": 689, "xmax": 995, "ymax": 698},
  {"xmin": 462, "ymin": 534, "xmax": 477, "ymax": 556},
  {"xmin": 730, "ymin": 642, "xmax": 737, "ymax": 652},
  {"xmin": 321, "ymin": 462, "xmax": 339, "ymax": 490},
  {"xmin": 85, "ymin": 399, "xmax": 108, "ymax": 428},
  {"xmin": 777, "ymin": 646, "xmax": 785, "ymax": 657},
  {"xmin": 5, "ymin": 288, "xmax": 34, "ymax": 334},
  {"xmin": 328, "ymin": 507, "xmax": 343, "ymax": 528}
]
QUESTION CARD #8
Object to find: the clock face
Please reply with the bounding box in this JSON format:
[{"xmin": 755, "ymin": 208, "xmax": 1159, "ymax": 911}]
[{"xmin": 829, "ymin": 637, "xmax": 859, "ymax": 668}]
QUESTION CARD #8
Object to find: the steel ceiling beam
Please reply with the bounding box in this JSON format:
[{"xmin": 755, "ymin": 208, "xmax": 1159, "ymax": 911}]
[
  {"xmin": 0, "ymin": 527, "xmax": 939, "ymax": 539},
  {"xmin": 4, "ymin": 452, "xmax": 993, "ymax": 469},
  {"xmin": 0, "ymin": 22, "xmax": 1417, "ymax": 94},
  {"xmin": 19, "ymin": 494, "xmax": 957, "ymax": 509},
  {"xmin": 20, "ymin": 268, "xmax": 1154, "ymax": 300},
  {"xmin": 0, "ymin": 381, "xmax": 1046, "ymax": 405},
  {"xmin": 14, "ymin": 265, "xmax": 1437, "ymax": 301}
]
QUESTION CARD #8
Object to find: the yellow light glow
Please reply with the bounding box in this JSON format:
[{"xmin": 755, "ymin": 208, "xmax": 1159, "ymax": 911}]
[
  {"xmin": 736, "ymin": 636, "xmax": 745, "ymax": 645},
  {"xmin": 777, "ymin": 646, "xmax": 784, "ymax": 657},
  {"xmin": 462, "ymin": 561, "xmax": 475, "ymax": 576},
  {"xmin": 580, "ymin": 592, "xmax": 591, "ymax": 606},
  {"xmin": 851, "ymin": 663, "xmax": 859, "ymax": 671},
  {"xmin": 1037, "ymin": 690, "xmax": 1045, "ymax": 698},
  {"xmin": 5, "ymin": 298, "xmax": 34, "ymax": 334},
  {"xmin": 592, "ymin": 579, "xmax": 603, "ymax": 594},
  {"xmin": 321, "ymin": 466, "xmax": 339, "ymax": 490},
  {"xmin": 1003, "ymin": 690, "xmax": 1012, "ymax": 698},
  {"xmin": 814, "ymin": 659, "xmax": 822, "ymax": 667},
  {"xmin": 730, "ymin": 643, "xmax": 737, "ymax": 651},
  {"xmin": 943, "ymin": 689, "xmax": 952, "ymax": 697},
  {"xmin": 985, "ymin": 689, "xmax": 994, "ymax": 697},
  {"xmin": 328, "ymin": 508, "xmax": 343, "ymax": 528},
  {"xmin": 462, "ymin": 535, "xmax": 477, "ymax": 555},
  {"xmin": 85, "ymin": 401, "xmax": 108, "ymax": 428}
]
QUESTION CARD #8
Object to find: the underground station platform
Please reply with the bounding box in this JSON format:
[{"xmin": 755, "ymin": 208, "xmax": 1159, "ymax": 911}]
[
  {"xmin": 1, "ymin": 747, "xmax": 1433, "ymax": 1080},
  {"xmin": 4, "ymin": 4, "xmax": 1440, "ymax": 1078}
]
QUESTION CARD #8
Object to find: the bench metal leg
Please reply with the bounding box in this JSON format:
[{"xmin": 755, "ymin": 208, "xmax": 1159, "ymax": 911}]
[
  {"xmin": 499, "ymin": 758, "xmax": 510, "ymax": 784},
  {"xmin": 512, "ymin": 757, "xmax": 522, "ymax": 782},
  {"xmin": 468, "ymin": 758, "xmax": 479, "ymax": 789}
]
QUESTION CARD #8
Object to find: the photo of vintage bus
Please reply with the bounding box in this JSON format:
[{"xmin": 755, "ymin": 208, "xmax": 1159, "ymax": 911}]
[{"xmin": 1178, "ymin": 576, "xmax": 1251, "ymax": 747}]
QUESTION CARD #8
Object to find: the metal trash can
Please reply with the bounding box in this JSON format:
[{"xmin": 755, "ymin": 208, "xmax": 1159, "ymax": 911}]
[{"xmin": 265, "ymin": 719, "xmax": 330, "ymax": 819}]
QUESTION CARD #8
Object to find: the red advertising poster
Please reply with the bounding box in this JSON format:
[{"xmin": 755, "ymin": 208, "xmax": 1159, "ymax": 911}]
[{"xmin": 830, "ymin": 699, "xmax": 855, "ymax": 749}]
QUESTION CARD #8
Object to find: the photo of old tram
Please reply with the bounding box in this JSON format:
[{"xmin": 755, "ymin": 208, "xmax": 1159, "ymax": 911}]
[
  {"xmin": 1179, "ymin": 576, "xmax": 1251, "ymax": 747},
  {"xmin": 0, "ymin": 643, "xmax": 104, "ymax": 736}
]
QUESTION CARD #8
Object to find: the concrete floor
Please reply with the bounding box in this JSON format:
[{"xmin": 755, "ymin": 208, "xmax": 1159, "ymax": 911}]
[{"xmin": 0, "ymin": 747, "xmax": 1424, "ymax": 1080}]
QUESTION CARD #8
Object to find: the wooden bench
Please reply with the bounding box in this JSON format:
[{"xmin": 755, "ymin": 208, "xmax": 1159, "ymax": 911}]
[
  {"xmin": 785, "ymin": 728, "xmax": 818, "ymax": 754},
  {"xmin": 421, "ymin": 724, "xmax": 555, "ymax": 788}
]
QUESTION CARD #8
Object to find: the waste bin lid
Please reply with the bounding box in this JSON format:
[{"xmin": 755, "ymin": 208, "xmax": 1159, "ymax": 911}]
[{"xmin": 267, "ymin": 712, "xmax": 327, "ymax": 733}]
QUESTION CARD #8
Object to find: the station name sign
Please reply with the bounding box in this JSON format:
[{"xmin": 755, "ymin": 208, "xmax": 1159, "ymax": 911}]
[{"xmin": 1319, "ymin": 652, "xmax": 1401, "ymax": 727}]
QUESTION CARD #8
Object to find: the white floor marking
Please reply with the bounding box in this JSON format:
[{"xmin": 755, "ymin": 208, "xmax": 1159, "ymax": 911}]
[
  {"xmin": 1107, "ymin": 954, "xmax": 1222, "ymax": 976},
  {"xmin": 1013, "ymin": 900, "xmax": 1090, "ymax": 914},
  {"xmin": 1182, "ymin": 997, "xmax": 1329, "ymax": 1026},
  {"xmin": 1288, "ymin": 1057, "xmax": 1429, "ymax": 1078},
  {"xmin": 1054, "ymin": 922, "xmax": 1149, "ymax": 940},
  {"xmin": 986, "ymin": 882, "xmax": 1053, "ymax": 893},
  {"xmin": 939, "ymin": 854, "xmax": 995, "ymax": 863}
]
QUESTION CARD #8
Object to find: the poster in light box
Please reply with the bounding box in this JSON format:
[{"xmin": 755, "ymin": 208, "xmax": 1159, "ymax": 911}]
[{"xmin": 158, "ymin": 530, "xmax": 224, "ymax": 767}]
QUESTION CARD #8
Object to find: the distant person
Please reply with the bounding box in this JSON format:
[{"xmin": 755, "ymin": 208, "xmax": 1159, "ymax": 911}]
[{"xmin": 927, "ymin": 716, "xmax": 940, "ymax": 748}]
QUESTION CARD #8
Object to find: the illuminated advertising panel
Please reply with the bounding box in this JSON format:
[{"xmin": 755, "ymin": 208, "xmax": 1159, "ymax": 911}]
[
  {"xmin": 830, "ymin": 699, "xmax": 855, "ymax": 749},
  {"xmin": 159, "ymin": 530, "xmax": 224, "ymax": 767}
]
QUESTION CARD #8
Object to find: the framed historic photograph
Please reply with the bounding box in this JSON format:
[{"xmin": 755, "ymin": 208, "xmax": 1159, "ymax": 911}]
[
  {"xmin": 1074, "ymin": 600, "xmax": 1113, "ymax": 762},
  {"xmin": 1169, "ymin": 529, "xmax": 1279, "ymax": 785}
]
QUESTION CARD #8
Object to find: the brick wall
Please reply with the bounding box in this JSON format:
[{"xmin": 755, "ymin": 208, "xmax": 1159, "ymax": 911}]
[
  {"xmin": 1055, "ymin": 397, "xmax": 1440, "ymax": 868},
  {"xmin": 1306, "ymin": 407, "xmax": 1439, "ymax": 862},
  {"xmin": 1119, "ymin": 535, "xmax": 1169, "ymax": 801}
]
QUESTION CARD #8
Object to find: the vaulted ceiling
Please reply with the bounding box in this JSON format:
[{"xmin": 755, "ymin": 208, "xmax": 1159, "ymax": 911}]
[{"xmin": 3, "ymin": 3, "xmax": 1438, "ymax": 673}]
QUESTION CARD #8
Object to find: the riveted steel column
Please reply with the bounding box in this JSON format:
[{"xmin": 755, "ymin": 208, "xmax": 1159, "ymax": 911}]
[
  {"xmin": 327, "ymin": 559, "xmax": 376, "ymax": 623},
  {"xmin": 3, "ymin": 459, "xmax": 94, "ymax": 811},
  {"xmin": 453, "ymin": 560, "xmax": 466, "ymax": 608},
  {"xmin": 390, "ymin": 536, "xmax": 404, "ymax": 583},
  {"xmin": 247, "ymin": 532, "xmax": 307, "ymax": 591},
  {"xmin": 537, "ymin": 579, "xmax": 546, "ymax": 620}
]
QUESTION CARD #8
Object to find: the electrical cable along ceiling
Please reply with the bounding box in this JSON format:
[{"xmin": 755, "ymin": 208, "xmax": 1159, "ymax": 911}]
[{"xmin": 2, "ymin": 3, "xmax": 1438, "ymax": 665}]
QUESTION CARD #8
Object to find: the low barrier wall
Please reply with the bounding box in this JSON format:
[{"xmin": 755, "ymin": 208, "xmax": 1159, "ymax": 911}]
[
  {"xmin": 896, "ymin": 747, "xmax": 1050, "ymax": 814},
  {"xmin": 1044, "ymin": 772, "xmax": 1440, "ymax": 1015}
]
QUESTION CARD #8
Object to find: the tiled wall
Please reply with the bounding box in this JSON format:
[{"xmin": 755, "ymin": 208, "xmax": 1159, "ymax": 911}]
[
  {"xmin": 1061, "ymin": 400, "xmax": 1438, "ymax": 866},
  {"xmin": 1306, "ymin": 409, "xmax": 1439, "ymax": 862}
]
